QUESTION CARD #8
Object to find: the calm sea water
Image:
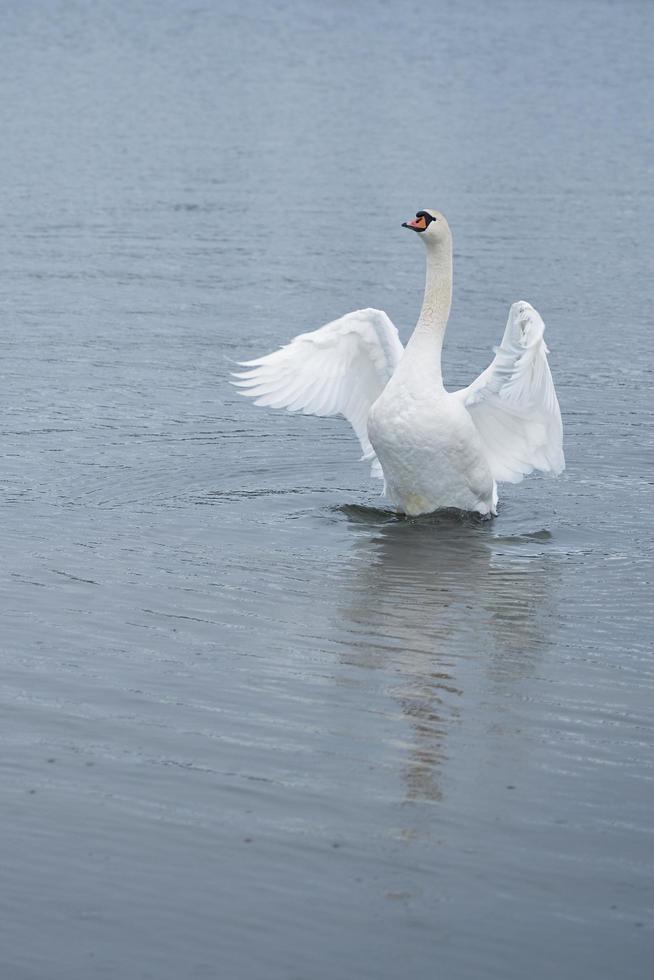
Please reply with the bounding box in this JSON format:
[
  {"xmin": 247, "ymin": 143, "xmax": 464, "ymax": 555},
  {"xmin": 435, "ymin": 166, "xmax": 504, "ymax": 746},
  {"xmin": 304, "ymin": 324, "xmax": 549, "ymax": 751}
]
[{"xmin": 1, "ymin": 1, "xmax": 653, "ymax": 978}]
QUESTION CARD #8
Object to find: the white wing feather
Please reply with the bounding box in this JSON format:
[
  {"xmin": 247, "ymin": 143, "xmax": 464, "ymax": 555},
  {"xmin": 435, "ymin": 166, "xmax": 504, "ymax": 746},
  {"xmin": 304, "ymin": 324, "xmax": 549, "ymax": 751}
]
[
  {"xmin": 456, "ymin": 302, "xmax": 564, "ymax": 484},
  {"xmin": 232, "ymin": 308, "xmax": 404, "ymax": 477}
]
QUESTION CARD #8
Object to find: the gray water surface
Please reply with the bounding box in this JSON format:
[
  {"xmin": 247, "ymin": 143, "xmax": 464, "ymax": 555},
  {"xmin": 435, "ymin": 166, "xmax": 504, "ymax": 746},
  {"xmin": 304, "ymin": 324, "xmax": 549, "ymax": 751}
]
[{"xmin": 1, "ymin": 1, "xmax": 653, "ymax": 978}]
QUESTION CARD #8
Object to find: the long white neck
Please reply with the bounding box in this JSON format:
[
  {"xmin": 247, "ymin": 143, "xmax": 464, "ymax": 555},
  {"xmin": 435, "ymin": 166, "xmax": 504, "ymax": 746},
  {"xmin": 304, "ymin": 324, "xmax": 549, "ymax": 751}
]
[{"xmin": 398, "ymin": 235, "xmax": 452, "ymax": 389}]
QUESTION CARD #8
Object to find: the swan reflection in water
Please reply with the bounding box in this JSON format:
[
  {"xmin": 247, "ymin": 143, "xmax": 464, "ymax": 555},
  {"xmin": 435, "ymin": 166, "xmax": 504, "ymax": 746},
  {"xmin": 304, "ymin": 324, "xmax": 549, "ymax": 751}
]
[{"xmin": 335, "ymin": 506, "xmax": 559, "ymax": 803}]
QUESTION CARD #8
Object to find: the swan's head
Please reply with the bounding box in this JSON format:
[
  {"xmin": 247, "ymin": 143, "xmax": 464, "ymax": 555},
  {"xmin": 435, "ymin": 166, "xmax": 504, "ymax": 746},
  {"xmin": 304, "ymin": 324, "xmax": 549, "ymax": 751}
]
[{"xmin": 402, "ymin": 209, "xmax": 450, "ymax": 246}]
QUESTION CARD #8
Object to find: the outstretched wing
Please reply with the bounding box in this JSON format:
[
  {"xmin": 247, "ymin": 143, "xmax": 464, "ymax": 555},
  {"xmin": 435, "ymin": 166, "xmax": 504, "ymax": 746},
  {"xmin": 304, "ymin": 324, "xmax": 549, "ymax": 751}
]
[
  {"xmin": 232, "ymin": 308, "xmax": 404, "ymax": 476},
  {"xmin": 456, "ymin": 301, "xmax": 564, "ymax": 484}
]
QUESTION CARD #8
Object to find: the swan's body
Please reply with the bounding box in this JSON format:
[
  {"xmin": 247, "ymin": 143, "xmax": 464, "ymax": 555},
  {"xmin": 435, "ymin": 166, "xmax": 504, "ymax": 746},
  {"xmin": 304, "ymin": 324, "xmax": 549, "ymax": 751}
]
[
  {"xmin": 234, "ymin": 210, "xmax": 564, "ymax": 517},
  {"xmin": 368, "ymin": 382, "xmax": 496, "ymax": 516}
]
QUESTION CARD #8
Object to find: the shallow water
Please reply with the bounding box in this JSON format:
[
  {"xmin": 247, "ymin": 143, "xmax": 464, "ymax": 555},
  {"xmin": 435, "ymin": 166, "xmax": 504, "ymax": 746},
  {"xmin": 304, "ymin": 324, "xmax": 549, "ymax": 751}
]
[{"xmin": 1, "ymin": 1, "xmax": 653, "ymax": 978}]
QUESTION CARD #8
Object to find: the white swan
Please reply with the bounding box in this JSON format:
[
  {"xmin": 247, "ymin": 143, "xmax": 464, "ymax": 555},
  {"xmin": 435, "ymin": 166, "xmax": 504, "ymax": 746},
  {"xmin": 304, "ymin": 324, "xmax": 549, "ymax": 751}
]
[{"xmin": 233, "ymin": 209, "xmax": 564, "ymax": 517}]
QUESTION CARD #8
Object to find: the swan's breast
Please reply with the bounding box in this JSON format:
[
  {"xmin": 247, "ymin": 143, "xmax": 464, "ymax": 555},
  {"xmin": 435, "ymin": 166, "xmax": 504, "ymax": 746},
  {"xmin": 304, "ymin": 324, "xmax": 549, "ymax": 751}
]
[{"xmin": 367, "ymin": 383, "xmax": 452, "ymax": 457}]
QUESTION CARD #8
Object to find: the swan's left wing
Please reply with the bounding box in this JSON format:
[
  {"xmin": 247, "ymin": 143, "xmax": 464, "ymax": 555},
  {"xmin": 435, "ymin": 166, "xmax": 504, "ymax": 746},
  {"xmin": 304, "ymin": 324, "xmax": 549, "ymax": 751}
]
[
  {"xmin": 455, "ymin": 302, "xmax": 564, "ymax": 484},
  {"xmin": 232, "ymin": 308, "xmax": 404, "ymax": 477}
]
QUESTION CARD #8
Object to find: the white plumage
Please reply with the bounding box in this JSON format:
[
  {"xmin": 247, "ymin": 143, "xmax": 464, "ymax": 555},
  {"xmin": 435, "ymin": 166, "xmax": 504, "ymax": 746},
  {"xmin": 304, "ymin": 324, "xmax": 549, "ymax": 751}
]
[
  {"xmin": 233, "ymin": 209, "xmax": 564, "ymax": 517},
  {"xmin": 455, "ymin": 301, "xmax": 564, "ymax": 485},
  {"xmin": 233, "ymin": 308, "xmax": 402, "ymax": 475}
]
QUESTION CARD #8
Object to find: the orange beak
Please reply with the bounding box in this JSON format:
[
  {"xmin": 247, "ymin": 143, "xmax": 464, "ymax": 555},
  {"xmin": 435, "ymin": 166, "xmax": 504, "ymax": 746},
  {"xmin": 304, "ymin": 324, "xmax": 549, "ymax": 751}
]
[{"xmin": 402, "ymin": 215, "xmax": 428, "ymax": 231}]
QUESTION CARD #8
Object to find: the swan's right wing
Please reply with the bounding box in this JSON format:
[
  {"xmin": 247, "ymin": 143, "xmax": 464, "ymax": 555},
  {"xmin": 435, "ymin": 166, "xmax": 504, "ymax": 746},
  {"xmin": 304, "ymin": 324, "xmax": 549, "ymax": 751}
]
[{"xmin": 232, "ymin": 308, "xmax": 404, "ymax": 476}]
